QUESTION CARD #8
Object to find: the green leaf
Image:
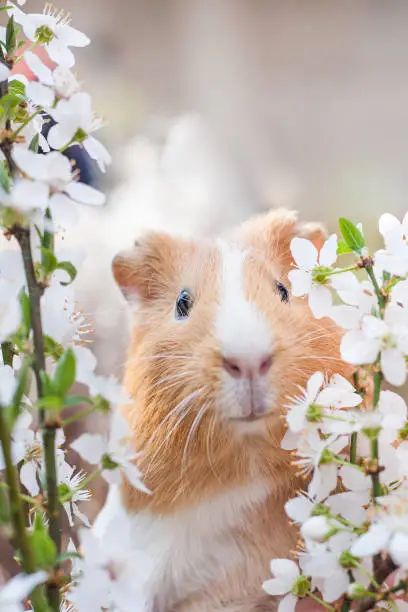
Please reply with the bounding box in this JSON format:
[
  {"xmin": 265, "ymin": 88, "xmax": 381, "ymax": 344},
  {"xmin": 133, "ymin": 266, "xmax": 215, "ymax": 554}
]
[
  {"xmin": 8, "ymin": 78, "xmax": 26, "ymax": 98},
  {"xmin": 53, "ymin": 348, "xmax": 76, "ymax": 397},
  {"xmin": 336, "ymin": 240, "xmax": 353, "ymax": 255},
  {"xmin": 29, "ymin": 133, "xmax": 39, "ymax": 153},
  {"xmin": 6, "ymin": 15, "xmax": 16, "ymax": 53},
  {"xmin": 41, "ymin": 247, "xmax": 58, "ymax": 275},
  {"xmin": 0, "ymin": 160, "xmax": 11, "ymax": 193},
  {"xmin": 63, "ymin": 395, "xmax": 92, "ymax": 407},
  {"xmin": 39, "ymin": 370, "xmax": 56, "ymax": 397},
  {"xmin": 0, "ymin": 92, "xmax": 21, "ymax": 120},
  {"xmin": 56, "ymin": 261, "xmax": 77, "ymax": 286},
  {"xmin": 29, "ymin": 514, "xmax": 57, "ymax": 570},
  {"xmin": 338, "ymin": 218, "xmax": 365, "ymax": 254}
]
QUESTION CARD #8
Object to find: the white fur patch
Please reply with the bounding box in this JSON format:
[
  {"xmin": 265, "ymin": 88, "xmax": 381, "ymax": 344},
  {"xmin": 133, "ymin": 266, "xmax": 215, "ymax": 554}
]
[
  {"xmin": 215, "ymin": 240, "xmax": 272, "ymax": 360},
  {"xmin": 93, "ymin": 480, "xmax": 269, "ymax": 611}
]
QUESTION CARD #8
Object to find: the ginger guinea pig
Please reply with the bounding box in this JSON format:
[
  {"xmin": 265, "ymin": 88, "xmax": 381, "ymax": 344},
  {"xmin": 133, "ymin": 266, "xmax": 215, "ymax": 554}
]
[{"xmin": 95, "ymin": 209, "xmax": 351, "ymax": 612}]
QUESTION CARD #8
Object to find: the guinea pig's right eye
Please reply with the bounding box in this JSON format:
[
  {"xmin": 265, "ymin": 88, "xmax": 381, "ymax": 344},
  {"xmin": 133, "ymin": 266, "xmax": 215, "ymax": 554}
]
[{"xmin": 175, "ymin": 289, "xmax": 193, "ymax": 319}]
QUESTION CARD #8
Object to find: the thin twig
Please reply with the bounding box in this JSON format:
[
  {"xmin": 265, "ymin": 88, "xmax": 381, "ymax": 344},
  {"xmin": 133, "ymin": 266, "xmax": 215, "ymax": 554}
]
[{"xmin": 13, "ymin": 225, "xmax": 61, "ymax": 611}]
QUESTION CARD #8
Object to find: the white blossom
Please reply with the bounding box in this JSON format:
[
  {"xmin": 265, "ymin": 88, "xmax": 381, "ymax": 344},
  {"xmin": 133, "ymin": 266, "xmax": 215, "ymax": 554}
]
[
  {"xmin": 263, "ymin": 559, "xmax": 303, "ymax": 612},
  {"xmin": 12, "ymin": 147, "xmax": 106, "ymax": 219},
  {"xmin": 24, "ymin": 51, "xmax": 79, "ymax": 106},
  {"xmin": 59, "ymin": 464, "xmax": 91, "ymax": 527},
  {"xmin": 351, "ymin": 493, "xmax": 408, "ymax": 568},
  {"xmin": 47, "ymin": 93, "xmax": 112, "ymax": 172},
  {"xmin": 292, "ymin": 430, "xmax": 347, "ymax": 501},
  {"xmin": 288, "ymin": 234, "xmax": 337, "ymax": 318},
  {"xmin": 341, "ymin": 305, "xmax": 408, "ymax": 386},
  {"xmin": 71, "ymin": 412, "xmax": 149, "ymax": 493},
  {"xmin": 8, "ymin": 3, "xmax": 90, "ymax": 68}
]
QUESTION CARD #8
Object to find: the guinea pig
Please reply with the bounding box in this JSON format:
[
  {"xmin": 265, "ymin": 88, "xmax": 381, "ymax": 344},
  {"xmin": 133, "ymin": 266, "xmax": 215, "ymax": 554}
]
[{"xmin": 94, "ymin": 208, "xmax": 352, "ymax": 612}]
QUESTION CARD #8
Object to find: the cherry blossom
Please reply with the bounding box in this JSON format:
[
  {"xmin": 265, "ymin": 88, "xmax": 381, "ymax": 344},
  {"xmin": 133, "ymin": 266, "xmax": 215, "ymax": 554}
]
[
  {"xmin": 263, "ymin": 559, "xmax": 306, "ymax": 612},
  {"xmin": 292, "ymin": 430, "xmax": 347, "ymax": 501},
  {"xmin": 71, "ymin": 412, "xmax": 149, "ymax": 493},
  {"xmin": 47, "ymin": 92, "xmax": 112, "ymax": 172},
  {"xmin": 288, "ymin": 234, "xmax": 337, "ymax": 318},
  {"xmin": 8, "ymin": 3, "xmax": 90, "ymax": 68},
  {"xmin": 24, "ymin": 51, "xmax": 79, "ymax": 106},
  {"xmin": 341, "ymin": 305, "xmax": 408, "ymax": 385},
  {"xmin": 59, "ymin": 464, "xmax": 91, "ymax": 527},
  {"xmin": 12, "ymin": 147, "xmax": 106, "ymax": 219}
]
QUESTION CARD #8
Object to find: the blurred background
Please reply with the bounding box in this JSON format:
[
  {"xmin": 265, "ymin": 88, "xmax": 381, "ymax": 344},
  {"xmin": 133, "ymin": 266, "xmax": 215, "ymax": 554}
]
[{"xmin": 4, "ymin": 0, "xmax": 408, "ymax": 579}]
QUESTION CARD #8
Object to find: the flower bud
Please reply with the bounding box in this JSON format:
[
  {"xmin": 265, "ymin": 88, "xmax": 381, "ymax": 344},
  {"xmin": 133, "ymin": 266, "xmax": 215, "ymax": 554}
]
[{"xmin": 300, "ymin": 516, "xmax": 336, "ymax": 543}]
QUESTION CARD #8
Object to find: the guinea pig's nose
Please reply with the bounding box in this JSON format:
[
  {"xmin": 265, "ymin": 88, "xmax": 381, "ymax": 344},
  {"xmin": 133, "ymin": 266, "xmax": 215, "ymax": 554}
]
[{"xmin": 222, "ymin": 354, "xmax": 273, "ymax": 379}]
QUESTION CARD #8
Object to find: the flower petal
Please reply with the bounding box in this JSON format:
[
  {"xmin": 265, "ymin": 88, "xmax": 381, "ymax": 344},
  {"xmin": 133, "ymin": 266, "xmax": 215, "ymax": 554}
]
[
  {"xmin": 319, "ymin": 234, "xmax": 337, "ymax": 267},
  {"xmin": 284, "ymin": 495, "xmax": 313, "ymax": 524},
  {"xmin": 309, "ymin": 285, "xmax": 332, "ymax": 319},
  {"xmin": 290, "ymin": 237, "xmax": 318, "ymax": 269},
  {"xmin": 288, "ymin": 269, "xmax": 312, "ymax": 297},
  {"xmin": 0, "ymin": 571, "xmax": 48, "ymax": 602},
  {"xmin": 26, "ymin": 81, "xmax": 54, "ymax": 108},
  {"xmin": 340, "ymin": 330, "xmax": 380, "ymax": 365},
  {"xmin": 270, "ymin": 558, "xmax": 299, "ymax": 583},
  {"xmin": 12, "ymin": 146, "xmax": 47, "ymax": 180},
  {"xmin": 84, "ymin": 136, "xmax": 112, "ymax": 173},
  {"xmin": 65, "ymin": 181, "xmax": 106, "ymax": 206},
  {"xmin": 340, "ymin": 465, "xmax": 370, "ymax": 492},
  {"xmin": 24, "ymin": 51, "xmax": 54, "ymax": 85},
  {"xmin": 381, "ymin": 349, "xmax": 406, "ymax": 386},
  {"xmin": 278, "ymin": 593, "xmax": 297, "ymax": 612},
  {"xmin": 389, "ymin": 532, "xmax": 408, "ymax": 569},
  {"xmin": 20, "ymin": 461, "xmax": 39, "ymax": 496},
  {"xmin": 11, "ymin": 179, "xmax": 49, "ymax": 212},
  {"xmin": 351, "ymin": 523, "xmax": 390, "ymax": 557},
  {"xmin": 47, "ymin": 37, "xmax": 75, "ymax": 68},
  {"xmin": 71, "ymin": 433, "xmax": 106, "ymax": 464},
  {"xmin": 306, "ymin": 371, "xmax": 324, "ymax": 402}
]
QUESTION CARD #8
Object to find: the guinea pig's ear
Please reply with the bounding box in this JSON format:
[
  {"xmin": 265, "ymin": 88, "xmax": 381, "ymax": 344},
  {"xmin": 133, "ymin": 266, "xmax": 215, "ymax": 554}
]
[
  {"xmin": 241, "ymin": 208, "xmax": 327, "ymax": 273},
  {"xmin": 112, "ymin": 232, "xmax": 177, "ymax": 304}
]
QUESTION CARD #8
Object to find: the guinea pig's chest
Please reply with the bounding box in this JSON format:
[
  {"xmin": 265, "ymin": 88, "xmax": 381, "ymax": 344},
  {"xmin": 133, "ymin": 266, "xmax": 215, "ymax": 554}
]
[{"xmin": 94, "ymin": 480, "xmax": 270, "ymax": 611}]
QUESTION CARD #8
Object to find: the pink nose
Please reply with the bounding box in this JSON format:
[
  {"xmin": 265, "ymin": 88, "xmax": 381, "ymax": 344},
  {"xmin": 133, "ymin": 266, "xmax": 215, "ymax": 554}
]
[{"xmin": 222, "ymin": 354, "xmax": 273, "ymax": 379}]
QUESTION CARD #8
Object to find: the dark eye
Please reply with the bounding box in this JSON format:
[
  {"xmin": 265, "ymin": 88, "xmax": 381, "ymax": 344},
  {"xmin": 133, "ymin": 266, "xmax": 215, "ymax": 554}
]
[
  {"xmin": 276, "ymin": 281, "xmax": 289, "ymax": 303},
  {"xmin": 175, "ymin": 289, "xmax": 193, "ymax": 319}
]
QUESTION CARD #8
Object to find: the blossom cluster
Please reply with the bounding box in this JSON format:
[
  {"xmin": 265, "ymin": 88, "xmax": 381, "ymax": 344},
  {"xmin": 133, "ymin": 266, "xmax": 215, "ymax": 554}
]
[
  {"xmin": 264, "ymin": 214, "xmax": 408, "ymax": 611},
  {"xmin": 0, "ymin": 3, "xmax": 148, "ymax": 611}
]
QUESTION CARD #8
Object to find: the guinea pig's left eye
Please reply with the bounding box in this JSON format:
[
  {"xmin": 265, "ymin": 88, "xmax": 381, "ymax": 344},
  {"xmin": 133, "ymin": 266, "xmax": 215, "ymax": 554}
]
[
  {"xmin": 175, "ymin": 289, "xmax": 193, "ymax": 319},
  {"xmin": 276, "ymin": 281, "xmax": 289, "ymax": 303}
]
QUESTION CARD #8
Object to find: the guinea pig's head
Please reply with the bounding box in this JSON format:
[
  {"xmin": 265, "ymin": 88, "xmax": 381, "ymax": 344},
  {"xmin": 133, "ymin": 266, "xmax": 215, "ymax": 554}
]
[{"xmin": 113, "ymin": 209, "xmax": 348, "ymax": 447}]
